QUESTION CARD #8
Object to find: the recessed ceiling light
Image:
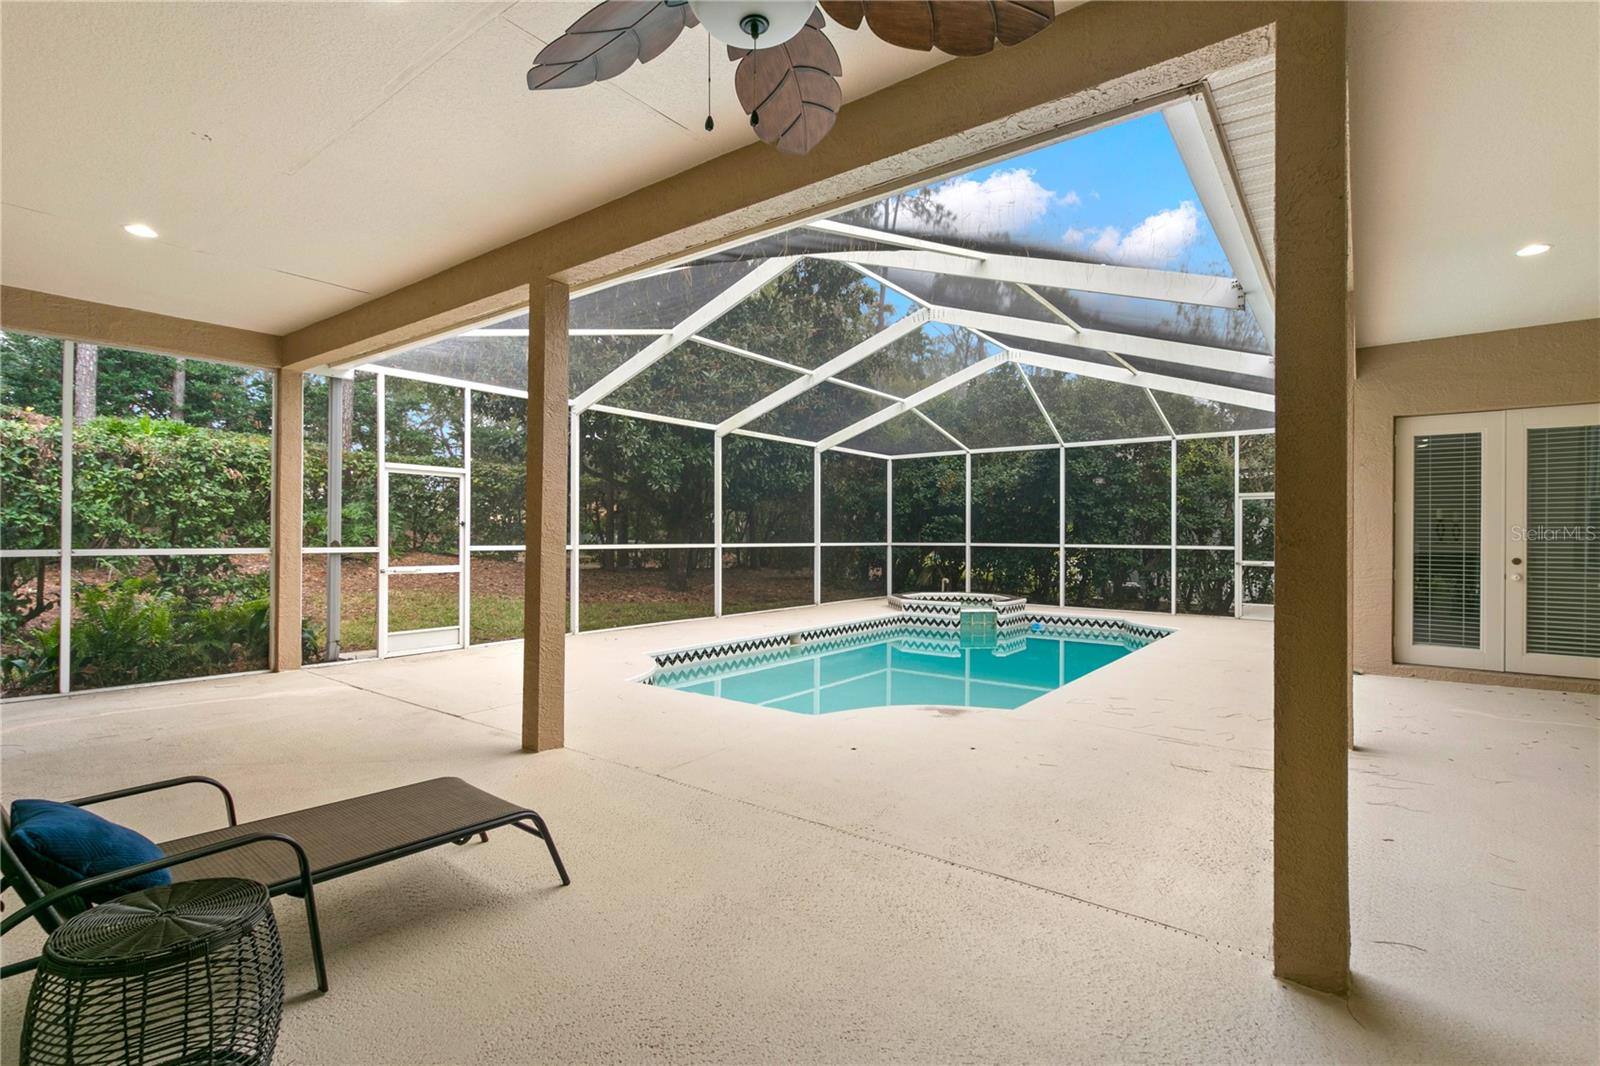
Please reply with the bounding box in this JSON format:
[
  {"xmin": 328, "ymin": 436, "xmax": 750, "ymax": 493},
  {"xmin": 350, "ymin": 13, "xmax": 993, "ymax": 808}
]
[
  {"xmin": 123, "ymin": 223, "xmax": 159, "ymax": 239},
  {"xmin": 1515, "ymin": 242, "xmax": 1551, "ymax": 257}
]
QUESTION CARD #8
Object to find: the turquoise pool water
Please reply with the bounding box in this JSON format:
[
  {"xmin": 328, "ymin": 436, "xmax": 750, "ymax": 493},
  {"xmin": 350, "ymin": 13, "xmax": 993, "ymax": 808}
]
[{"xmin": 648, "ymin": 630, "xmax": 1145, "ymax": 714}]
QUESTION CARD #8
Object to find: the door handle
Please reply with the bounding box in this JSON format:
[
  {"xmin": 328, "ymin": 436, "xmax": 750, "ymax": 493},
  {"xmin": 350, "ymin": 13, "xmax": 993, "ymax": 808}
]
[{"xmin": 1510, "ymin": 573, "xmax": 1523, "ymax": 582}]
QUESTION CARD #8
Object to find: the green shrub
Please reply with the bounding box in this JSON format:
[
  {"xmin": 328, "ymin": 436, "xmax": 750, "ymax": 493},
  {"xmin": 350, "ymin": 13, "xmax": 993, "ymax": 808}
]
[{"xmin": 1, "ymin": 571, "xmax": 274, "ymax": 693}]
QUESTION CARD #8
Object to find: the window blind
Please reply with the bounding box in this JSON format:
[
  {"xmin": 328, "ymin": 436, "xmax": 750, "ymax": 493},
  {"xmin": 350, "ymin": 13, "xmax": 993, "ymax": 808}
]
[
  {"xmin": 1412, "ymin": 432, "xmax": 1482, "ymax": 649},
  {"xmin": 1525, "ymin": 424, "xmax": 1599, "ymax": 658}
]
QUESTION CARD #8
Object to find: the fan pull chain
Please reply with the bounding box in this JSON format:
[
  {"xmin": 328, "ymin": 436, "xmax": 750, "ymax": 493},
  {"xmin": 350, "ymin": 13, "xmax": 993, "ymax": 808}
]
[
  {"xmin": 704, "ymin": 30, "xmax": 713, "ymax": 132},
  {"xmin": 748, "ymin": 23, "xmax": 762, "ymax": 127}
]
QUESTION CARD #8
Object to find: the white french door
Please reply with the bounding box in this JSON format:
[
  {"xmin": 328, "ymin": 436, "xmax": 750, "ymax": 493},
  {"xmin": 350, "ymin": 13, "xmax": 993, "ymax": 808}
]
[
  {"xmin": 1396, "ymin": 404, "xmax": 1599, "ymax": 678},
  {"xmin": 1505, "ymin": 406, "xmax": 1600, "ymax": 676}
]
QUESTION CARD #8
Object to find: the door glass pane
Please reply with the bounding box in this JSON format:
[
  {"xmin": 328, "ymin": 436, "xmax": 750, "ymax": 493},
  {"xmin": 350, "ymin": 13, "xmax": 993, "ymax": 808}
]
[
  {"xmin": 1241, "ymin": 565, "xmax": 1274, "ymax": 606},
  {"xmin": 1241, "ymin": 498, "xmax": 1275, "ymax": 561},
  {"xmin": 385, "ymin": 378, "xmax": 464, "ymax": 466},
  {"xmin": 1412, "ymin": 432, "xmax": 1482, "ymax": 649},
  {"xmin": 387, "ymin": 572, "xmax": 459, "ymax": 640},
  {"xmin": 388, "ymin": 475, "xmax": 460, "ymax": 567},
  {"xmin": 1524, "ymin": 424, "xmax": 1599, "ymax": 658}
]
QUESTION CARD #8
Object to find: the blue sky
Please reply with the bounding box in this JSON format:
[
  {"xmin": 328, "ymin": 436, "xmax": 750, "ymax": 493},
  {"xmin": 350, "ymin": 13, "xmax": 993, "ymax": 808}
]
[{"xmin": 903, "ymin": 112, "xmax": 1233, "ymax": 277}]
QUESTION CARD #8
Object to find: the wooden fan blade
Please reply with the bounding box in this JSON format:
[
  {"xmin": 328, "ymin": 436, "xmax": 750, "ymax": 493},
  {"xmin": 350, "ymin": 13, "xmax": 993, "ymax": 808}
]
[
  {"xmin": 992, "ymin": 0, "xmax": 1054, "ymax": 46},
  {"xmin": 818, "ymin": 1, "xmax": 865, "ymax": 29},
  {"xmin": 526, "ymin": 0, "xmax": 697, "ymax": 91},
  {"xmin": 848, "ymin": 1, "xmax": 1054, "ymax": 56},
  {"xmin": 861, "ymin": 2, "xmax": 933, "ymax": 51},
  {"xmin": 927, "ymin": 2, "xmax": 997, "ymax": 56},
  {"xmin": 729, "ymin": 10, "xmax": 843, "ymax": 155}
]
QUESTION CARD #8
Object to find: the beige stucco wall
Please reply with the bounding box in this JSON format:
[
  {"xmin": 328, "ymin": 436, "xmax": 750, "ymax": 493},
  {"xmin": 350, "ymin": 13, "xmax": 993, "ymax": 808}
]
[{"xmin": 1354, "ymin": 318, "xmax": 1600, "ymax": 692}]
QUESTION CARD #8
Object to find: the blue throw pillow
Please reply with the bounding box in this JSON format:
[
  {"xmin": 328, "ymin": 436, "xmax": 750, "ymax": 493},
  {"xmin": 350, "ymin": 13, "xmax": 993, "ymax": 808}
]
[{"xmin": 8, "ymin": 799, "xmax": 171, "ymax": 903}]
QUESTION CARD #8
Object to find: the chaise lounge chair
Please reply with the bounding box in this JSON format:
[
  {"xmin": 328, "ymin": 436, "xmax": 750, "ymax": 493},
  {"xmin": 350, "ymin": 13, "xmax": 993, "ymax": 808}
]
[{"xmin": 1, "ymin": 776, "xmax": 569, "ymax": 991}]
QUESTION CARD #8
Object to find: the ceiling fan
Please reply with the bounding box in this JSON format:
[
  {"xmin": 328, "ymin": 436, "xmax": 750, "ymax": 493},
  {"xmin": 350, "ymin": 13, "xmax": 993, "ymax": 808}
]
[{"xmin": 526, "ymin": 1, "xmax": 1056, "ymax": 155}]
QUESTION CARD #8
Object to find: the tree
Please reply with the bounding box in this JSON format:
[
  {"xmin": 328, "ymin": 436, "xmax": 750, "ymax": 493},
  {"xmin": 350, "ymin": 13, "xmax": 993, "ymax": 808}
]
[
  {"xmin": 0, "ymin": 331, "xmax": 63, "ymax": 411},
  {"xmin": 73, "ymin": 342, "xmax": 97, "ymax": 421}
]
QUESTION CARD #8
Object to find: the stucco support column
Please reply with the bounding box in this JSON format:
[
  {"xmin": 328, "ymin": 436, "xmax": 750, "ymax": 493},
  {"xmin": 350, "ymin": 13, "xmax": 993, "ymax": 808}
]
[
  {"xmin": 1272, "ymin": 4, "xmax": 1353, "ymax": 994},
  {"xmin": 524, "ymin": 279, "xmax": 569, "ymax": 752},
  {"xmin": 271, "ymin": 368, "xmax": 303, "ymax": 672}
]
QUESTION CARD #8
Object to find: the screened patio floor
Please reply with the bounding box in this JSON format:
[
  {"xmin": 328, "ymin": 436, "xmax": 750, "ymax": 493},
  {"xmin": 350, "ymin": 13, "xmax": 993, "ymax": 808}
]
[{"xmin": 2, "ymin": 605, "xmax": 1594, "ymax": 1064}]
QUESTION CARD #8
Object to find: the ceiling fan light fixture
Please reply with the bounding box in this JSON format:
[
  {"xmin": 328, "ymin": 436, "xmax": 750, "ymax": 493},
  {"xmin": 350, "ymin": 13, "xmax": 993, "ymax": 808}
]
[
  {"xmin": 526, "ymin": 0, "xmax": 1059, "ymax": 155},
  {"xmin": 688, "ymin": 1, "xmax": 814, "ymax": 48}
]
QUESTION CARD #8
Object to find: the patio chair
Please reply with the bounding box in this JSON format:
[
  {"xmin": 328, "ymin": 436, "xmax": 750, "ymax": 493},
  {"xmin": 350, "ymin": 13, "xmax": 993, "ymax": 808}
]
[{"xmin": 1, "ymin": 776, "xmax": 569, "ymax": 992}]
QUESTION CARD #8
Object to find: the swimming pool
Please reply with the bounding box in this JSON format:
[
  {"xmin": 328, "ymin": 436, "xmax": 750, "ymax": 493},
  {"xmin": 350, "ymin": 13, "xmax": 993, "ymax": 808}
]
[{"xmin": 645, "ymin": 616, "xmax": 1166, "ymax": 714}]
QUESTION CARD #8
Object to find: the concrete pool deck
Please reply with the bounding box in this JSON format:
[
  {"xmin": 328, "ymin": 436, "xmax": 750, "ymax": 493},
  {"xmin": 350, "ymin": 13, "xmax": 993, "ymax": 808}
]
[{"xmin": 2, "ymin": 602, "xmax": 1595, "ymax": 1063}]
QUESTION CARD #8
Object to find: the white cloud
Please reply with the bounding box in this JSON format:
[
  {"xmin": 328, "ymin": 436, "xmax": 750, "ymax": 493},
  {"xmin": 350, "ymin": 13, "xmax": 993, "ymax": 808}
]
[
  {"xmin": 927, "ymin": 168, "xmax": 1064, "ymax": 237},
  {"xmin": 1062, "ymin": 201, "xmax": 1202, "ymax": 267},
  {"xmin": 1061, "ymin": 190, "xmax": 1082, "ymax": 207}
]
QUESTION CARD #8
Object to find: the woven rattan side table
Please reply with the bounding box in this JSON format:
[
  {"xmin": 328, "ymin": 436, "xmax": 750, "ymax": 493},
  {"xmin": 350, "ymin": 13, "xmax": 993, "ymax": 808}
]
[{"xmin": 20, "ymin": 877, "xmax": 285, "ymax": 1066}]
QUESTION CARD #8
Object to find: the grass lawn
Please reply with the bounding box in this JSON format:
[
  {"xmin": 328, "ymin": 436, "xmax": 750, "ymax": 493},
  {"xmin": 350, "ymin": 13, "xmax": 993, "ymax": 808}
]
[{"xmin": 302, "ymin": 556, "xmax": 887, "ymax": 651}]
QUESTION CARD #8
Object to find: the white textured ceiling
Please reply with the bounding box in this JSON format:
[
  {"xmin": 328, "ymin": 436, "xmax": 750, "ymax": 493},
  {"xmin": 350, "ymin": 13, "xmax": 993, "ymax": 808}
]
[
  {"xmin": 1349, "ymin": 1, "xmax": 1599, "ymax": 347},
  {"xmin": 0, "ymin": 1, "xmax": 948, "ymax": 334},
  {"xmin": 2, "ymin": 2, "xmax": 1596, "ymax": 348}
]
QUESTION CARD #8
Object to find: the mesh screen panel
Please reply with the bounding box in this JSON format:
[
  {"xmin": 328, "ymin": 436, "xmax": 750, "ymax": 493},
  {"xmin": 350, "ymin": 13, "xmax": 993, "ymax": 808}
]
[
  {"xmin": 821, "ymin": 452, "xmax": 886, "ymax": 541},
  {"xmin": 1176, "ymin": 548, "xmax": 1235, "ymax": 615},
  {"xmin": 1177, "ymin": 437, "xmax": 1233, "ymax": 545},
  {"xmin": 971, "ymin": 547, "xmax": 1058, "ymax": 603},
  {"xmin": 471, "ymin": 391, "xmax": 526, "ymax": 545},
  {"xmin": 841, "ymin": 410, "xmax": 954, "ymax": 455},
  {"xmin": 606, "ymin": 342, "xmax": 798, "ymax": 422},
  {"xmin": 745, "ymin": 380, "xmax": 892, "ymax": 443},
  {"xmin": 378, "ymin": 333, "xmax": 527, "ymax": 392},
  {"xmin": 892, "ymin": 456, "xmax": 965, "ymax": 542},
  {"xmin": 919, "ymin": 366, "xmax": 1057, "ymax": 448},
  {"xmin": 571, "ymin": 335, "xmax": 653, "ymax": 396},
  {"xmin": 723, "ymin": 435, "xmax": 812, "ymax": 543},
  {"xmin": 971, "ymin": 450, "xmax": 1057, "ymax": 543},
  {"xmin": 697, "ymin": 259, "xmax": 903, "ymax": 370},
  {"xmin": 578, "ymin": 549, "xmax": 714, "ymax": 630},
  {"xmin": 578, "ymin": 410, "xmax": 712, "ymax": 544},
  {"xmin": 892, "ymin": 546, "xmax": 965, "ymax": 594},
  {"xmin": 821, "ymin": 546, "xmax": 885, "ymax": 601},
  {"xmin": 1028, "ymin": 369, "xmax": 1168, "ymax": 443},
  {"xmin": 570, "ymin": 261, "xmax": 758, "ymax": 330},
  {"xmin": 723, "ymin": 547, "xmax": 813, "ymax": 614},
  {"xmin": 1062, "ymin": 548, "xmax": 1170, "ymax": 612},
  {"xmin": 1064, "ymin": 441, "xmax": 1170, "ymax": 545}
]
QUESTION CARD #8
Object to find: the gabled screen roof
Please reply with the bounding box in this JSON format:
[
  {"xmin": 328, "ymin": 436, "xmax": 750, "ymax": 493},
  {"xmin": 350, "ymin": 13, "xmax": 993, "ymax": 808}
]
[{"xmin": 370, "ymin": 97, "xmax": 1275, "ymax": 456}]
